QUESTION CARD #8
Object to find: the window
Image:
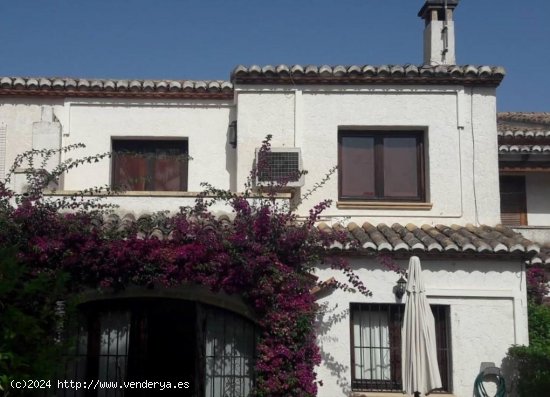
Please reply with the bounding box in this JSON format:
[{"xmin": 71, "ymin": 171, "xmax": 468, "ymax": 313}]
[
  {"xmin": 500, "ymin": 175, "xmax": 527, "ymax": 226},
  {"xmin": 112, "ymin": 139, "xmax": 188, "ymax": 191},
  {"xmin": 350, "ymin": 303, "xmax": 451, "ymax": 392},
  {"xmin": 60, "ymin": 299, "xmax": 255, "ymax": 397},
  {"xmin": 338, "ymin": 131, "xmax": 425, "ymax": 201}
]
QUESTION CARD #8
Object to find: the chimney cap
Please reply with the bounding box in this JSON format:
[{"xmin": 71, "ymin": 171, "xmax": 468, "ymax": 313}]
[{"xmin": 418, "ymin": 0, "xmax": 459, "ymax": 19}]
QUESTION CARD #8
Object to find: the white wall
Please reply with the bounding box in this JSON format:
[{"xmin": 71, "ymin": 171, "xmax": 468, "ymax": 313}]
[
  {"xmin": 314, "ymin": 257, "xmax": 528, "ymax": 397},
  {"xmin": 1, "ymin": 84, "xmax": 501, "ymax": 224},
  {"xmin": 235, "ymin": 85, "xmax": 501, "ymax": 226},
  {"xmin": 526, "ymin": 173, "xmax": 550, "ymax": 227},
  {"xmin": 0, "ymin": 97, "xmax": 235, "ymax": 195},
  {"xmin": 0, "ymin": 97, "xmax": 65, "ymax": 174},
  {"xmin": 62, "ymin": 98, "xmax": 234, "ymax": 192}
]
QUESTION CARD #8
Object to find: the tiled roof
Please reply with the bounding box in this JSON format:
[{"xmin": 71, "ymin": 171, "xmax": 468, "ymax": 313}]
[
  {"xmin": 498, "ymin": 112, "xmax": 550, "ymax": 126},
  {"xmin": 498, "ymin": 145, "xmax": 550, "ymax": 154},
  {"xmin": 0, "ymin": 63, "xmax": 507, "ymax": 99},
  {"xmin": 497, "ymin": 113, "xmax": 550, "ymax": 157},
  {"xmin": 97, "ymin": 213, "xmax": 538, "ymax": 258},
  {"xmin": 498, "ymin": 130, "xmax": 550, "ymax": 139},
  {"xmin": 531, "ymin": 247, "xmax": 550, "ymax": 267},
  {"xmin": 0, "ymin": 77, "xmax": 233, "ymax": 99},
  {"xmin": 318, "ymin": 222, "xmax": 538, "ymax": 256},
  {"xmin": 231, "ymin": 64, "xmax": 506, "ymax": 86}
]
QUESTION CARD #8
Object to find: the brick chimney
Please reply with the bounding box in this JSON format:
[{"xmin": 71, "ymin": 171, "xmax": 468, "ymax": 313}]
[{"xmin": 418, "ymin": 0, "xmax": 459, "ymax": 65}]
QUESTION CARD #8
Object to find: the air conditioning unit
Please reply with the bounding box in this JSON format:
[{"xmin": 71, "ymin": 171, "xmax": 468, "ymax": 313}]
[{"xmin": 255, "ymin": 147, "xmax": 304, "ymax": 188}]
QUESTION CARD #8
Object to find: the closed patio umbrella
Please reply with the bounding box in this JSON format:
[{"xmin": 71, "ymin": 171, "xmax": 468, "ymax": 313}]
[{"xmin": 401, "ymin": 256, "xmax": 442, "ymax": 396}]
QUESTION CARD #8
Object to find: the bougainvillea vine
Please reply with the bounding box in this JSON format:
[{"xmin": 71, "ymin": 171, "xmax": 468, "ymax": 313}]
[{"xmin": 0, "ymin": 137, "xmax": 376, "ymax": 397}]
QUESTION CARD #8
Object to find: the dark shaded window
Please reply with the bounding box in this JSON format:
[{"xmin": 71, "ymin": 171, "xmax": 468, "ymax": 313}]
[
  {"xmin": 338, "ymin": 131, "xmax": 425, "ymax": 201},
  {"xmin": 500, "ymin": 175, "xmax": 527, "ymax": 226},
  {"xmin": 112, "ymin": 140, "xmax": 188, "ymax": 191},
  {"xmin": 350, "ymin": 303, "xmax": 451, "ymax": 393},
  {"xmin": 60, "ymin": 299, "xmax": 255, "ymax": 397}
]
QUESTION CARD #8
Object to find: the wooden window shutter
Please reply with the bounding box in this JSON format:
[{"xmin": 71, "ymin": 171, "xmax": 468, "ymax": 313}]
[{"xmin": 500, "ymin": 176, "xmax": 527, "ymax": 226}]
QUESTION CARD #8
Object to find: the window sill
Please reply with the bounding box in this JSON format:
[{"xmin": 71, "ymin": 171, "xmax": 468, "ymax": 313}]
[
  {"xmin": 43, "ymin": 190, "xmax": 292, "ymax": 199},
  {"xmin": 337, "ymin": 201, "xmax": 433, "ymax": 210},
  {"xmin": 352, "ymin": 393, "xmax": 455, "ymax": 397},
  {"xmin": 511, "ymin": 225, "xmax": 550, "ymax": 229}
]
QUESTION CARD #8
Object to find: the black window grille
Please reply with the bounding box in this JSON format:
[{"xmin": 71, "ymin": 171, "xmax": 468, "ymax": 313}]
[
  {"xmin": 205, "ymin": 307, "xmax": 256, "ymax": 397},
  {"xmin": 350, "ymin": 303, "xmax": 451, "ymax": 392},
  {"xmin": 58, "ymin": 300, "xmax": 255, "ymax": 397}
]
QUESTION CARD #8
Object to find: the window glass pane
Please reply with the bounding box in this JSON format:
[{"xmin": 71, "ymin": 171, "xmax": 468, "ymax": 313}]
[
  {"xmin": 499, "ymin": 176, "xmax": 526, "ymax": 225},
  {"xmin": 154, "ymin": 155, "xmax": 184, "ymax": 191},
  {"xmin": 340, "ymin": 136, "xmax": 375, "ymax": 198},
  {"xmin": 383, "ymin": 137, "xmax": 419, "ymax": 198},
  {"xmin": 353, "ymin": 308, "xmax": 390, "ymax": 380},
  {"xmin": 205, "ymin": 308, "xmax": 255, "ymax": 397},
  {"xmin": 112, "ymin": 140, "xmax": 188, "ymax": 192},
  {"xmin": 59, "ymin": 323, "xmax": 88, "ymax": 397},
  {"xmin": 113, "ymin": 154, "xmax": 148, "ymax": 190},
  {"xmin": 98, "ymin": 310, "xmax": 130, "ymax": 396},
  {"xmin": 351, "ymin": 304, "xmax": 450, "ymax": 392}
]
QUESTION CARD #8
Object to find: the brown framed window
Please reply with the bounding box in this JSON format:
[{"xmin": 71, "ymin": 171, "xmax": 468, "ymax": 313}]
[
  {"xmin": 338, "ymin": 131, "xmax": 425, "ymax": 201},
  {"xmin": 111, "ymin": 139, "xmax": 188, "ymax": 191},
  {"xmin": 350, "ymin": 303, "xmax": 451, "ymax": 393},
  {"xmin": 500, "ymin": 175, "xmax": 527, "ymax": 226}
]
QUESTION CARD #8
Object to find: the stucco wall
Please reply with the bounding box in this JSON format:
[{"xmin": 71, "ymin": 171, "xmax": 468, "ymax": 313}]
[
  {"xmin": 0, "ymin": 97, "xmax": 65, "ymax": 174},
  {"xmin": 1, "ymin": 84, "xmax": 500, "ymax": 224},
  {"xmin": 235, "ymin": 85, "xmax": 500, "ymax": 226},
  {"xmin": 314, "ymin": 257, "xmax": 528, "ymax": 397},
  {"xmin": 526, "ymin": 173, "xmax": 550, "ymax": 227},
  {"xmin": 0, "ymin": 86, "xmax": 499, "ymax": 224},
  {"xmin": 509, "ymin": 173, "xmax": 550, "ymax": 244},
  {"xmin": 62, "ymin": 98, "xmax": 235, "ymax": 192},
  {"xmin": 0, "ymin": 97, "xmax": 235, "ymax": 194}
]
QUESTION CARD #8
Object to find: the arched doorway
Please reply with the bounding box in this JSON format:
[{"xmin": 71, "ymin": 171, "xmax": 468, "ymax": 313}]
[{"xmin": 61, "ymin": 297, "xmax": 256, "ymax": 397}]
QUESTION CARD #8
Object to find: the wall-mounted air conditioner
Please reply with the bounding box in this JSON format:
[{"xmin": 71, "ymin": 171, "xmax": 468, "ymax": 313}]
[{"xmin": 255, "ymin": 147, "xmax": 304, "ymax": 188}]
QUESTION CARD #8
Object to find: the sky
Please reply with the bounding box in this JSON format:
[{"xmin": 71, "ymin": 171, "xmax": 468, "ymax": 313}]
[{"xmin": 1, "ymin": 0, "xmax": 549, "ymax": 111}]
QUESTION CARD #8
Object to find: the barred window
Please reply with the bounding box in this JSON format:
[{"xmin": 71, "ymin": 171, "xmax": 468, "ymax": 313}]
[
  {"xmin": 60, "ymin": 299, "xmax": 255, "ymax": 397},
  {"xmin": 350, "ymin": 303, "xmax": 451, "ymax": 392}
]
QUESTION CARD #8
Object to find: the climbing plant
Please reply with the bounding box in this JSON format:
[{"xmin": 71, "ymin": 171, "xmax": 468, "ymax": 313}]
[
  {"xmin": 505, "ymin": 267, "xmax": 550, "ymax": 396},
  {"xmin": 0, "ymin": 136, "xmax": 371, "ymax": 397}
]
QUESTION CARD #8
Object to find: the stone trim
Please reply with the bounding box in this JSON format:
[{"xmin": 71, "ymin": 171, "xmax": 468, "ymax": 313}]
[{"xmin": 337, "ymin": 201, "xmax": 433, "ymax": 210}]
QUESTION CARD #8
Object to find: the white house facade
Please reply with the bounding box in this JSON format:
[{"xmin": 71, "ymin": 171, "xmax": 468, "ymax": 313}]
[
  {"xmin": 0, "ymin": 1, "xmax": 538, "ymax": 396},
  {"xmin": 498, "ymin": 112, "xmax": 550, "ymax": 268}
]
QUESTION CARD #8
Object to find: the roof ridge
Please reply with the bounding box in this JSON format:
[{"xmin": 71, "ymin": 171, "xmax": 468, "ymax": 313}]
[
  {"xmin": 0, "ymin": 76, "xmax": 234, "ymax": 98},
  {"xmin": 230, "ymin": 64, "xmax": 506, "ymax": 87}
]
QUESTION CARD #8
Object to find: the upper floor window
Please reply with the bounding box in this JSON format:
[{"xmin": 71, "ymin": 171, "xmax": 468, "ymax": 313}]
[
  {"xmin": 350, "ymin": 303, "xmax": 451, "ymax": 393},
  {"xmin": 111, "ymin": 139, "xmax": 188, "ymax": 191},
  {"xmin": 500, "ymin": 175, "xmax": 527, "ymax": 226},
  {"xmin": 338, "ymin": 131, "xmax": 425, "ymax": 201}
]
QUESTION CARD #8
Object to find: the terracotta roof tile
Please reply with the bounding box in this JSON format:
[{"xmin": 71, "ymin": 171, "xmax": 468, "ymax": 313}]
[
  {"xmin": 318, "ymin": 222, "xmax": 539, "ymax": 257},
  {"xmin": 497, "ymin": 113, "xmax": 550, "ymax": 158},
  {"xmin": 0, "ymin": 77, "xmax": 233, "ymax": 99},
  {"xmin": 95, "ymin": 213, "xmax": 539, "ymax": 260},
  {"xmin": 529, "ymin": 247, "xmax": 550, "ymax": 267},
  {"xmin": 231, "ymin": 64, "xmax": 505, "ymax": 86},
  {"xmin": 498, "ymin": 112, "xmax": 550, "ymax": 126}
]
